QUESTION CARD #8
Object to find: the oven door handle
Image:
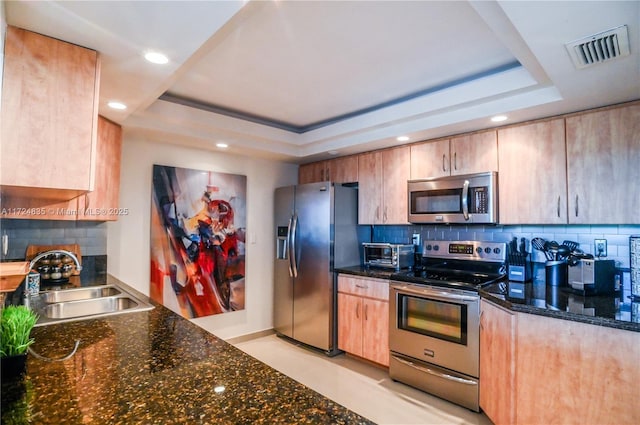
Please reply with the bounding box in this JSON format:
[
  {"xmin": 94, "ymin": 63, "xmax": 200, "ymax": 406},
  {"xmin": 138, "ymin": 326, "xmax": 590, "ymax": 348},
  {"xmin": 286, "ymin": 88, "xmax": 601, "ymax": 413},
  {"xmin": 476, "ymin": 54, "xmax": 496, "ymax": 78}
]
[
  {"xmin": 392, "ymin": 284, "xmax": 479, "ymax": 303},
  {"xmin": 391, "ymin": 355, "xmax": 478, "ymax": 386}
]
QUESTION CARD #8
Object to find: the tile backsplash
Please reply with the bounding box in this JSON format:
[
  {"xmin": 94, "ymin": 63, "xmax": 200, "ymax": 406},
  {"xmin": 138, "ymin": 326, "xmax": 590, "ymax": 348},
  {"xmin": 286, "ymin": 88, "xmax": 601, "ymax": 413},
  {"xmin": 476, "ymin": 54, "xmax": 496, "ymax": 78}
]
[
  {"xmin": 369, "ymin": 224, "xmax": 640, "ymax": 290},
  {"xmin": 0, "ymin": 219, "xmax": 107, "ymax": 261}
]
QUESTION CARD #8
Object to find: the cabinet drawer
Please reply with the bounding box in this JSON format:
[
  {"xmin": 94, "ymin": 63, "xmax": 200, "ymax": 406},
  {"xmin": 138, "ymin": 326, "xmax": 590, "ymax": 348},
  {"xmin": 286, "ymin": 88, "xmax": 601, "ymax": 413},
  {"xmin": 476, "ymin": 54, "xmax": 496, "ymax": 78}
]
[{"xmin": 337, "ymin": 275, "xmax": 388, "ymax": 301}]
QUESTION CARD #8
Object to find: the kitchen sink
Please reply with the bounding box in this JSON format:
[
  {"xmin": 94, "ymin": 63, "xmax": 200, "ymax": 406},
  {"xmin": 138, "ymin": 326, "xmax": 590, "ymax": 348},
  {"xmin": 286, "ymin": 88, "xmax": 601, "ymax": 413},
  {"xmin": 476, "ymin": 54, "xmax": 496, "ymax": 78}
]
[
  {"xmin": 31, "ymin": 284, "xmax": 154, "ymax": 326},
  {"xmin": 40, "ymin": 285, "xmax": 122, "ymax": 303}
]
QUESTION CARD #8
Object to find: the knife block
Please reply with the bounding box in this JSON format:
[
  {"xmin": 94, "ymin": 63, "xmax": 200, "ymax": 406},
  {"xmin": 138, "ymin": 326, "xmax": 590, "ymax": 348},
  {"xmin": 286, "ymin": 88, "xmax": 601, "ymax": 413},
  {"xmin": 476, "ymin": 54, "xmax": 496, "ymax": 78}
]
[{"xmin": 508, "ymin": 255, "xmax": 531, "ymax": 282}]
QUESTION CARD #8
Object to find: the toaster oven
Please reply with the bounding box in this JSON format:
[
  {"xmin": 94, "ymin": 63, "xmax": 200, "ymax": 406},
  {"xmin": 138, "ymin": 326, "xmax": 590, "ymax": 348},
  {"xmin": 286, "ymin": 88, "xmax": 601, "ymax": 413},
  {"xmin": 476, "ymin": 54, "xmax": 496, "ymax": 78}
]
[{"xmin": 363, "ymin": 243, "xmax": 414, "ymax": 270}]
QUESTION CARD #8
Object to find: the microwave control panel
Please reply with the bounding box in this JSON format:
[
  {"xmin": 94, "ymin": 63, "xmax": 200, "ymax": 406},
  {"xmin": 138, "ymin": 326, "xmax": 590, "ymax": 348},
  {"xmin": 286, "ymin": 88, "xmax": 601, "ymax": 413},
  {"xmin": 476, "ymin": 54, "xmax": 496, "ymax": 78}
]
[{"xmin": 468, "ymin": 187, "xmax": 488, "ymax": 213}]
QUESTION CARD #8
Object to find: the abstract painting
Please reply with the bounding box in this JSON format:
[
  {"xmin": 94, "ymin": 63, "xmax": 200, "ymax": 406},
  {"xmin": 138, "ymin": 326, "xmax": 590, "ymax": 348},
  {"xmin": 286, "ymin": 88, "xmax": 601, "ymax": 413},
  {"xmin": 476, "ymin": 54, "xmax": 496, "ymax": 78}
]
[{"xmin": 150, "ymin": 164, "xmax": 246, "ymax": 318}]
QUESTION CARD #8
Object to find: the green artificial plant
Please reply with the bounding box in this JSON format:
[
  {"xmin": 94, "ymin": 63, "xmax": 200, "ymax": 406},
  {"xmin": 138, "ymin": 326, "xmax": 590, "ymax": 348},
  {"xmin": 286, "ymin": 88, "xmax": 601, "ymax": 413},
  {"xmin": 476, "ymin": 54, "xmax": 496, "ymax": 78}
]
[{"xmin": 0, "ymin": 305, "xmax": 38, "ymax": 357}]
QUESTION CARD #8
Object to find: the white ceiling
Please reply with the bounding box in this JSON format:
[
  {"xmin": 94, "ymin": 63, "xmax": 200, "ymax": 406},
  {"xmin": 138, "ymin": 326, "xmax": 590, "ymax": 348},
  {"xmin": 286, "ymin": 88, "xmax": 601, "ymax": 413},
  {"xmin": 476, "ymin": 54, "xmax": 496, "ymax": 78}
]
[{"xmin": 4, "ymin": 1, "xmax": 640, "ymax": 163}]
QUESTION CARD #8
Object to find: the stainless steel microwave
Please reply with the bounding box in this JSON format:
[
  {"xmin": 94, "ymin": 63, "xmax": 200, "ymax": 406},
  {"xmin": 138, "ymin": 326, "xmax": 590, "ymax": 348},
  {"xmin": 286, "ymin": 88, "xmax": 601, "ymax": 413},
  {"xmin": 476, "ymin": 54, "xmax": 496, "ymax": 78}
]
[{"xmin": 407, "ymin": 172, "xmax": 498, "ymax": 224}]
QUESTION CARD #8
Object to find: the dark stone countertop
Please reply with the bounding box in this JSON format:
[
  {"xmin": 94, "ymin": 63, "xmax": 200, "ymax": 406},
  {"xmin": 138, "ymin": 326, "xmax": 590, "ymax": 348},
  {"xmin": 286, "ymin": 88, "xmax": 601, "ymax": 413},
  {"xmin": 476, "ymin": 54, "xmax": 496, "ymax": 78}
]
[
  {"xmin": 1, "ymin": 275, "xmax": 374, "ymax": 425},
  {"xmin": 337, "ymin": 265, "xmax": 640, "ymax": 333}
]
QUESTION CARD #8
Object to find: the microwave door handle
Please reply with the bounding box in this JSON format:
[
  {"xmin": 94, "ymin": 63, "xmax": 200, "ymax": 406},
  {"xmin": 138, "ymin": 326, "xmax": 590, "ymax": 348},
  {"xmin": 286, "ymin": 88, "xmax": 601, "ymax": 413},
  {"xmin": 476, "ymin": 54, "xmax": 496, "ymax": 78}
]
[
  {"xmin": 289, "ymin": 214, "xmax": 299, "ymax": 278},
  {"xmin": 462, "ymin": 179, "xmax": 470, "ymax": 221}
]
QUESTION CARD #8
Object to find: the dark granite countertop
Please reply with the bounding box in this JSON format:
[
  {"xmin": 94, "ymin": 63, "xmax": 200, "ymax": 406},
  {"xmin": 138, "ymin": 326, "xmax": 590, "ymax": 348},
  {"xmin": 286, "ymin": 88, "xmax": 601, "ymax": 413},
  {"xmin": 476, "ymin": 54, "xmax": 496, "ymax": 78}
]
[
  {"xmin": 337, "ymin": 265, "xmax": 640, "ymax": 333},
  {"xmin": 1, "ymin": 275, "xmax": 374, "ymax": 424}
]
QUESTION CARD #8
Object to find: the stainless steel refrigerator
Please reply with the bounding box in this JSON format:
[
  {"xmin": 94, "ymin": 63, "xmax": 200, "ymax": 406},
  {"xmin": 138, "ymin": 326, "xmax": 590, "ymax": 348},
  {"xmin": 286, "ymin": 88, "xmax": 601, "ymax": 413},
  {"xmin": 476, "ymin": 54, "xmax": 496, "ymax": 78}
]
[{"xmin": 274, "ymin": 182, "xmax": 360, "ymax": 355}]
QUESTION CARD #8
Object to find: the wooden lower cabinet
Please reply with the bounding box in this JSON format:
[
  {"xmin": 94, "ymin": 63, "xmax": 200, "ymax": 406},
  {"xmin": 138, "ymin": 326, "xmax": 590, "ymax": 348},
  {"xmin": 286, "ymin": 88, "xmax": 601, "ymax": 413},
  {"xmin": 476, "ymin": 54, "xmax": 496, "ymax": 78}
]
[
  {"xmin": 337, "ymin": 275, "xmax": 389, "ymax": 366},
  {"xmin": 480, "ymin": 299, "xmax": 640, "ymax": 425}
]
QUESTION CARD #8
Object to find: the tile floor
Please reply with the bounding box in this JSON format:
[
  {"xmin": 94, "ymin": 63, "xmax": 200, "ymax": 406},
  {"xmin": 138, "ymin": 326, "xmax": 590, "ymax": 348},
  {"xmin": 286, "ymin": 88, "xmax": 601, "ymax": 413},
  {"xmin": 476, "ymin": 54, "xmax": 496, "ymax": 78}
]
[{"xmin": 233, "ymin": 334, "xmax": 493, "ymax": 425}]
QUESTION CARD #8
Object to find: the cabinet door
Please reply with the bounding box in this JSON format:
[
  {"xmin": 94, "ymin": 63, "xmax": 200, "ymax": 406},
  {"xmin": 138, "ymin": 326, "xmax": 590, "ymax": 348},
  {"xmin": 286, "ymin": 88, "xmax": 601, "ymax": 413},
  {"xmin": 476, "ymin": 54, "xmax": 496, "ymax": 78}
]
[
  {"xmin": 566, "ymin": 103, "xmax": 640, "ymax": 224},
  {"xmin": 410, "ymin": 139, "xmax": 450, "ymax": 179},
  {"xmin": 515, "ymin": 312, "xmax": 640, "ymax": 425},
  {"xmin": 450, "ymin": 130, "xmax": 498, "ymax": 176},
  {"xmin": 337, "ymin": 292, "xmax": 363, "ymax": 357},
  {"xmin": 328, "ymin": 156, "xmax": 358, "ymax": 183},
  {"xmin": 480, "ymin": 300, "xmax": 516, "ymax": 425},
  {"xmin": 358, "ymin": 151, "xmax": 383, "ymax": 224},
  {"xmin": 362, "ymin": 299, "xmax": 389, "ymax": 366},
  {"xmin": 381, "ymin": 146, "xmax": 410, "ymax": 224},
  {"xmin": 77, "ymin": 116, "xmax": 123, "ymax": 221},
  {"xmin": 1, "ymin": 26, "xmax": 99, "ymax": 199},
  {"xmin": 298, "ymin": 162, "xmax": 327, "ymax": 184},
  {"xmin": 497, "ymin": 119, "xmax": 567, "ymax": 224}
]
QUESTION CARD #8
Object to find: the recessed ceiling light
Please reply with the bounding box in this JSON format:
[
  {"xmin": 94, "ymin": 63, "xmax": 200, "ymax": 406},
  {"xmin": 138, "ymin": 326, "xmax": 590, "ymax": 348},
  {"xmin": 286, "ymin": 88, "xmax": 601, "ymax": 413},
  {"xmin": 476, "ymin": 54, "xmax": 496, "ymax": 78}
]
[
  {"xmin": 491, "ymin": 115, "xmax": 508, "ymax": 122},
  {"xmin": 107, "ymin": 101, "xmax": 127, "ymax": 110},
  {"xmin": 144, "ymin": 51, "xmax": 169, "ymax": 65},
  {"xmin": 216, "ymin": 143, "xmax": 228, "ymax": 149},
  {"xmin": 396, "ymin": 136, "xmax": 410, "ymax": 142}
]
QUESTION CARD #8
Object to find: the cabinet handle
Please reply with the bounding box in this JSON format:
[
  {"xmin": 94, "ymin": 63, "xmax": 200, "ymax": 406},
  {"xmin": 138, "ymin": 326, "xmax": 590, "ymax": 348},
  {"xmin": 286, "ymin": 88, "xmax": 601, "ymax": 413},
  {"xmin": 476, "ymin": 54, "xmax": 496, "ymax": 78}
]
[
  {"xmin": 442, "ymin": 154, "xmax": 447, "ymax": 172},
  {"xmin": 326, "ymin": 168, "xmax": 330, "ymax": 181},
  {"xmin": 454, "ymin": 152, "xmax": 457, "ymax": 171},
  {"xmin": 383, "ymin": 207, "xmax": 388, "ymax": 223},
  {"xmin": 364, "ymin": 304, "xmax": 368, "ymax": 321},
  {"xmin": 575, "ymin": 195, "xmax": 579, "ymax": 217},
  {"xmin": 375, "ymin": 206, "xmax": 380, "ymax": 221},
  {"xmin": 557, "ymin": 196, "xmax": 560, "ymax": 218},
  {"xmin": 355, "ymin": 284, "xmax": 368, "ymax": 289},
  {"xmin": 356, "ymin": 303, "xmax": 360, "ymax": 319}
]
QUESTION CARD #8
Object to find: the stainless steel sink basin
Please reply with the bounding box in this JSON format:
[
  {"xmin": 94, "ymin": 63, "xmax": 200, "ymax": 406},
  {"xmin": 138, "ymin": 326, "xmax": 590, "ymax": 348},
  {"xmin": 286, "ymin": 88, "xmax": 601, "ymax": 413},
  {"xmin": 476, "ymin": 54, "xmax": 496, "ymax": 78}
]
[
  {"xmin": 32, "ymin": 283, "xmax": 154, "ymax": 326},
  {"xmin": 44, "ymin": 296, "xmax": 140, "ymax": 319},
  {"xmin": 40, "ymin": 285, "xmax": 122, "ymax": 303}
]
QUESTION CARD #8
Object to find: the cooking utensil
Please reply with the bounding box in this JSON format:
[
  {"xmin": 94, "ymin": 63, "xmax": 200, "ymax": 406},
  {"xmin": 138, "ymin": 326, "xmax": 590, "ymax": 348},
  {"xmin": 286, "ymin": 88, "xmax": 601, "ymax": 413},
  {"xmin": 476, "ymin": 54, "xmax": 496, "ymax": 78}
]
[
  {"xmin": 545, "ymin": 240, "xmax": 560, "ymax": 260},
  {"xmin": 557, "ymin": 244, "xmax": 570, "ymax": 260},
  {"xmin": 562, "ymin": 240, "xmax": 579, "ymax": 251},
  {"xmin": 532, "ymin": 237, "xmax": 553, "ymax": 261}
]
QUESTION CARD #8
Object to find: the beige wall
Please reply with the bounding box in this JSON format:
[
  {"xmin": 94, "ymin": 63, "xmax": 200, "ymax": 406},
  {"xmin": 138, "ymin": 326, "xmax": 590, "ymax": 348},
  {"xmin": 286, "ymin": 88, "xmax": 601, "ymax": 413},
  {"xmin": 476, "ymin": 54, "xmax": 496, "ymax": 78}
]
[{"xmin": 107, "ymin": 135, "xmax": 298, "ymax": 340}]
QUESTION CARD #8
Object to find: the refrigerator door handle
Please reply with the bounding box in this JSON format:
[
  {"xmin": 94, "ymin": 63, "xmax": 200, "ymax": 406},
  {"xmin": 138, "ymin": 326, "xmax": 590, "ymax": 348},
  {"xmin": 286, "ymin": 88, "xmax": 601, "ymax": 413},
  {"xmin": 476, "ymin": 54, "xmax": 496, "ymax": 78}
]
[
  {"xmin": 286, "ymin": 217, "xmax": 294, "ymax": 277},
  {"xmin": 290, "ymin": 214, "xmax": 299, "ymax": 278}
]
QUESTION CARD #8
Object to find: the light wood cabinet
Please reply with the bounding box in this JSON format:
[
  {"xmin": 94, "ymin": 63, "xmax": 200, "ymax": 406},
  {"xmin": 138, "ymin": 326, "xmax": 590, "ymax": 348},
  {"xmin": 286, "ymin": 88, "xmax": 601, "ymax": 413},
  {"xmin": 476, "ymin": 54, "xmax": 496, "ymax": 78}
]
[
  {"xmin": 480, "ymin": 299, "xmax": 640, "ymax": 425},
  {"xmin": 1, "ymin": 25, "xmax": 100, "ymax": 201},
  {"xmin": 410, "ymin": 130, "xmax": 497, "ymax": 179},
  {"xmin": 77, "ymin": 116, "xmax": 123, "ymax": 221},
  {"xmin": 0, "ymin": 116, "xmax": 122, "ymax": 221},
  {"xmin": 358, "ymin": 146, "xmax": 410, "ymax": 224},
  {"xmin": 479, "ymin": 300, "xmax": 516, "ymax": 425},
  {"xmin": 337, "ymin": 275, "xmax": 389, "ymax": 366},
  {"xmin": 298, "ymin": 156, "xmax": 358, "ymax": 184},
  {"xmin": 565, "ymin": 103, "xmax": 640, "ymax": 224},
  {"xmin": 497, "ymin": 118, "xmax": 567, "ymax": 224}
]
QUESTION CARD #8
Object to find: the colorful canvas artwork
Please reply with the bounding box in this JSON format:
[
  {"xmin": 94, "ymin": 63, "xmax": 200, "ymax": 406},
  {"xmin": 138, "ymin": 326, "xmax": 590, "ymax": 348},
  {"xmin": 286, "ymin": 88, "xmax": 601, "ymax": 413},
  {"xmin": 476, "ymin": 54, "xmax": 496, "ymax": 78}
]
[{"xmin": 150, "ymin": 165, "xmax": 246, "ymax": 318}]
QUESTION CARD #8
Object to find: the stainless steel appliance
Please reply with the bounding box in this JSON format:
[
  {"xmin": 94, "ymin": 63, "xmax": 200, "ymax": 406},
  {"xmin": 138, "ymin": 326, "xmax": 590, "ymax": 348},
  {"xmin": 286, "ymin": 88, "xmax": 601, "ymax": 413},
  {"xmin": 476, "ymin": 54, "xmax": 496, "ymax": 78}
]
[
  {"xmin": 274, "ymin": 182, "xmax": 360, "ymax": 355},
  {"xmin": 363, "ymin": 243, "xmax": 414, "ymax": 270},
  {"xmin": 568, "ymin": 258, "xmax": 616, "ymax": 294},
  {"xmin": 389, "ymin": 240, "xmax": 507, "ymax": 412},
  {"xmin": 407, "ymin": 172, "xmax": 498, "ymax": 224}
]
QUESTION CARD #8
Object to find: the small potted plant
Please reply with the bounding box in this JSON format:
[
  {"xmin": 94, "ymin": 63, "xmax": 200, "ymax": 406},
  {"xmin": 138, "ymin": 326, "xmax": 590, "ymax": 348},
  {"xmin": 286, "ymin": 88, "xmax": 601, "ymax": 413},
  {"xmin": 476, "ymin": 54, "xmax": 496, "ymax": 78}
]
[{"xmin": 0, "ymin": 305, "xmax": 38, "ymax": 379}]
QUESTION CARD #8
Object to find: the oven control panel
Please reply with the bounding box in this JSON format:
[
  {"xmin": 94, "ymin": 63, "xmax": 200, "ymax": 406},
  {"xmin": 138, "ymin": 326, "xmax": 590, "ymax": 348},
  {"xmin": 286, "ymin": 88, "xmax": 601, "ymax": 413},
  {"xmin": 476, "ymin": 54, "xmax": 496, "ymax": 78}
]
[{"xmin": 422, "ymin": 240, "xmax": 506, "ymax": 262}]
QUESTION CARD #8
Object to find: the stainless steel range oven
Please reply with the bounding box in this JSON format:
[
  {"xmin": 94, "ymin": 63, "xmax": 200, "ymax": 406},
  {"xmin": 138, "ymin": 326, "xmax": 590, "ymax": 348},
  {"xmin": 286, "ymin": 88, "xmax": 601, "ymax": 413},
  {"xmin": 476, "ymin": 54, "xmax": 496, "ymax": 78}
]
[{"xmin": 389, "ymin": 240, "xmax": 506, "ymax": 412}]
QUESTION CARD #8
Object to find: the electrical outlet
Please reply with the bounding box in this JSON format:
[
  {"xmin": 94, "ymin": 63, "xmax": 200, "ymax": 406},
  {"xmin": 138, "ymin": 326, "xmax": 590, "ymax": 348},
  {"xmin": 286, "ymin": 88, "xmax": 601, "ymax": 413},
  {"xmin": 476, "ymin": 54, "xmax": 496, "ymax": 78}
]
[
  {"xmin": 412, "ymin": 233, "xmax": 421, "ymax": 247},
  {"xmin": 595, "ymin": 239, "xmax": 607, "ymax": 257}
]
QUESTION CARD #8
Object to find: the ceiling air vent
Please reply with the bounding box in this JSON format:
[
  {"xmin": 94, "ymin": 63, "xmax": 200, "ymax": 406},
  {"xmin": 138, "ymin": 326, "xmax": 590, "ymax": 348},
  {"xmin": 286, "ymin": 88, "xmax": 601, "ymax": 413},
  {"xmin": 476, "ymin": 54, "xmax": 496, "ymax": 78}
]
[{"xmin": 565, "ymin": 25, "xmax": 630, "ymax": 69}]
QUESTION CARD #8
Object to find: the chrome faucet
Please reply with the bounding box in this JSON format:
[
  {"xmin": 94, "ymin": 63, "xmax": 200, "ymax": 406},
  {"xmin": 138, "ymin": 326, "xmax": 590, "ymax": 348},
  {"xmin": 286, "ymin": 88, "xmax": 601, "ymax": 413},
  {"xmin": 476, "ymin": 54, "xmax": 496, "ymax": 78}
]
[
  {"xmin": 24, "ymin": 250, "xmax": 83, "ymax": 307},
  {"xmin": 29, "ymin": 249, "xmax": 83, "ymax": 272}
]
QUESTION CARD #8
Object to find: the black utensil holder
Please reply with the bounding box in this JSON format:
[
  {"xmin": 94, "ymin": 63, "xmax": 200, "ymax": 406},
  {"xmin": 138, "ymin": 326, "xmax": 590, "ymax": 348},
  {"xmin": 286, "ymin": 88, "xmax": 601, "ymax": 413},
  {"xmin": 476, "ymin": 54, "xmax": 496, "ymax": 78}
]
[{"xmin": 545, "ymin": 260, "xmax": 568, "ymax": 287}]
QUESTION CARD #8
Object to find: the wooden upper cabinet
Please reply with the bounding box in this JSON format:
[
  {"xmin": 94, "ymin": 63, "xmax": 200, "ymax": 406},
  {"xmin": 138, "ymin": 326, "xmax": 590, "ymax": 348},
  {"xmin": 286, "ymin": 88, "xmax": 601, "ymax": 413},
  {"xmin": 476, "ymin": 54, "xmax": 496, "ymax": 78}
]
[
  {"xmin": 358, "ymin": 151, "xmax": 383, "ymax": 224},
  {"xmin": 298, "ymin": 156, "xmax": 358, "ymax": 184},
  {"xmin": 565, "ymin": 103, "xmax": 640, "ymax": 224},
  {"xmin": 1, "ymin": 26, "xmax": 100, "ymax": 200},
  {"xmin": 358, "ymin": 146, "xmax": 410, "ymax": 224},
  {"xmin": 410, "ymin": 138, "xmax": 450, "ymax": 179},
  {"xmin": 497, "ymin": 119, "xmax": 567, "ymax": 224},
  {"xmin": 410, "ymin": 131, "xmax": 497, "ymax": 179},
  {"xmin": 77, "ymin": 117, "xmax": 123, "ymax": 221},
  {"xmin": 298, "ymin": 162, "xmax": 328, "ymax": 184},
  {"xmin": 329, "ymin": 155, "xmax": 358, "ymax": 183},
  {"xmin": 450, "ymin": 130, "xmax": 498, "ymax": 175}
]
